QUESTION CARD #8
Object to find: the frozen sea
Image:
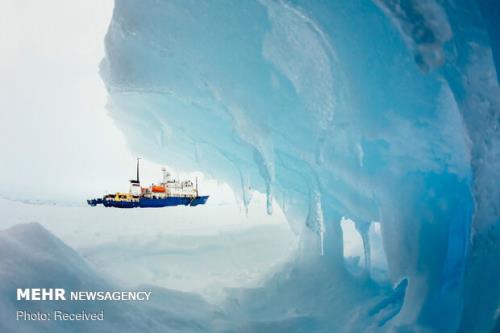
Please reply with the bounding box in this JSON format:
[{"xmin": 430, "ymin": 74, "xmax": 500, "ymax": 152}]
[{"xmin": 0, "ymin": 196, "xmax": 297, "ymax": 302}]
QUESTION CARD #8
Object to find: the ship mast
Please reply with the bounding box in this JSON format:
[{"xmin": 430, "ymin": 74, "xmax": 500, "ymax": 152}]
[
  {"xmin": 129, "ymin": 157, "xmax": 142, "ymax": 196},
  {"xmin": 136, "ymin": 157, "xmax": 141, "ymax": 183},
  {"xmin": 196, "ymin": 177, "xmax": 198, "ymax": 197}
]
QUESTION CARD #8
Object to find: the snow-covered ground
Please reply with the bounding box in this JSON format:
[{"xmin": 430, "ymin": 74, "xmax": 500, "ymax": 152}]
[
  {"xmin": 0, "ymin": 196, "xmax": 297, "ymax": 302},
  {"xmin": 0, "ymin": 222, "xmax": 224, "ymax": 333}
]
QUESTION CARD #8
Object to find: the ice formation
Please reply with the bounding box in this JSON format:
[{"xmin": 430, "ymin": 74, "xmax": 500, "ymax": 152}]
[{"xmin": 100, "ymin": 0, "xmax": 500, "ymax": 331}]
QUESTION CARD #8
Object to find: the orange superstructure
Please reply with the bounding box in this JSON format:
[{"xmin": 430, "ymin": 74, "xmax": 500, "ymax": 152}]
[{"xmin": 152, "ymin": 185, "xmax": 166, "ymax": 193}]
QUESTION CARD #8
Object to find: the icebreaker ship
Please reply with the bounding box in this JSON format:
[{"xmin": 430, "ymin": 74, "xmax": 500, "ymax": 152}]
[
  {"xmin": 87, "ymin": 158, "xmax": 209, "ymax": 208},
  {"xmin": 100, "ymin": 0, "xmax": 500, "ymax": 331}
]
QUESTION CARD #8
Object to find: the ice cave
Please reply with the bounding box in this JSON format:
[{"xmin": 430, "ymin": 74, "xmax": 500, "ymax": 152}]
[{"xmin": 1, "ymin": 0, "xmax": 499, "ymax": 332}]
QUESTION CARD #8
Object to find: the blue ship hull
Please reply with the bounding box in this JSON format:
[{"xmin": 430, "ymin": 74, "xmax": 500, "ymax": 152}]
[
  {"xmin": 139, "ymin": 196, "xmax": 209, "ymax": 207},
  {"xmin": 88, "ymin": 196, "xmax": 209, "ymax": 208}
]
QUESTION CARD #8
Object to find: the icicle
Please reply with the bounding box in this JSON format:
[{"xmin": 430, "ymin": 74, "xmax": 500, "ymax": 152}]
[
  {"xmin": 306, "ymin": 190, "xmax": 325, "ymax": 256},
  {"xmin": 266, "ymin": 185, "xmax": 273, "ymax": 215},
  {"xmin": 243, "ymin": 181, "xmax": 252, "ymax": 215},
  {"xmin": 250, "ymin": 147, "xmax": 274, "ymax": 216},
  {"xmin": 260, "ymin": 157, "xmax": 274, "ymax": 216},
  {"xmin": 317, "ymin": 195, "xmax": 325, "ymax": 256},
  {"xmin": 239, "ymin": 171, "xmax": 253, "ymax": 216},
  {"xmin": 355, "ymin": 220, "xmax": 371, "ymax": 273},
  {"xmin": 361, "ymin": 229, "xmax": 370, "ymax": 272}
]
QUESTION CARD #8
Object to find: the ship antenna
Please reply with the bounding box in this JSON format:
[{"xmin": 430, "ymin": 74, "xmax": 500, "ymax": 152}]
[{"xmin": 136, "ymin": 157, "xmax": 141, "ymax": 183}]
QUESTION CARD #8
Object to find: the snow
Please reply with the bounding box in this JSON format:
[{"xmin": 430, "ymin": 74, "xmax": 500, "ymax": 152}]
[{"xmin": 0, "ymin": 222, "xmax": 220, "ymax": 333}]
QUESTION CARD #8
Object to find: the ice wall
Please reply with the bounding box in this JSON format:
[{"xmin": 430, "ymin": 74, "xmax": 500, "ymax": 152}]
[{"xmin": 101, "ymin": 0, "xmax": 500, "ymax": 331}]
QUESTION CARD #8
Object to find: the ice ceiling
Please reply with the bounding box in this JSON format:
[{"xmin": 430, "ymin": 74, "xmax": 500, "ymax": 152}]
[{"xmin": 101, "ymin": 0, "xmax": 500, "ymax": 331}]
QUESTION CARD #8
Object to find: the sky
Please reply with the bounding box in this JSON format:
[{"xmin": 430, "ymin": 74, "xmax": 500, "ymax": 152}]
[{"xmin": 0, "ymin": 0, "xmax": 132, "ymax": 201}]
